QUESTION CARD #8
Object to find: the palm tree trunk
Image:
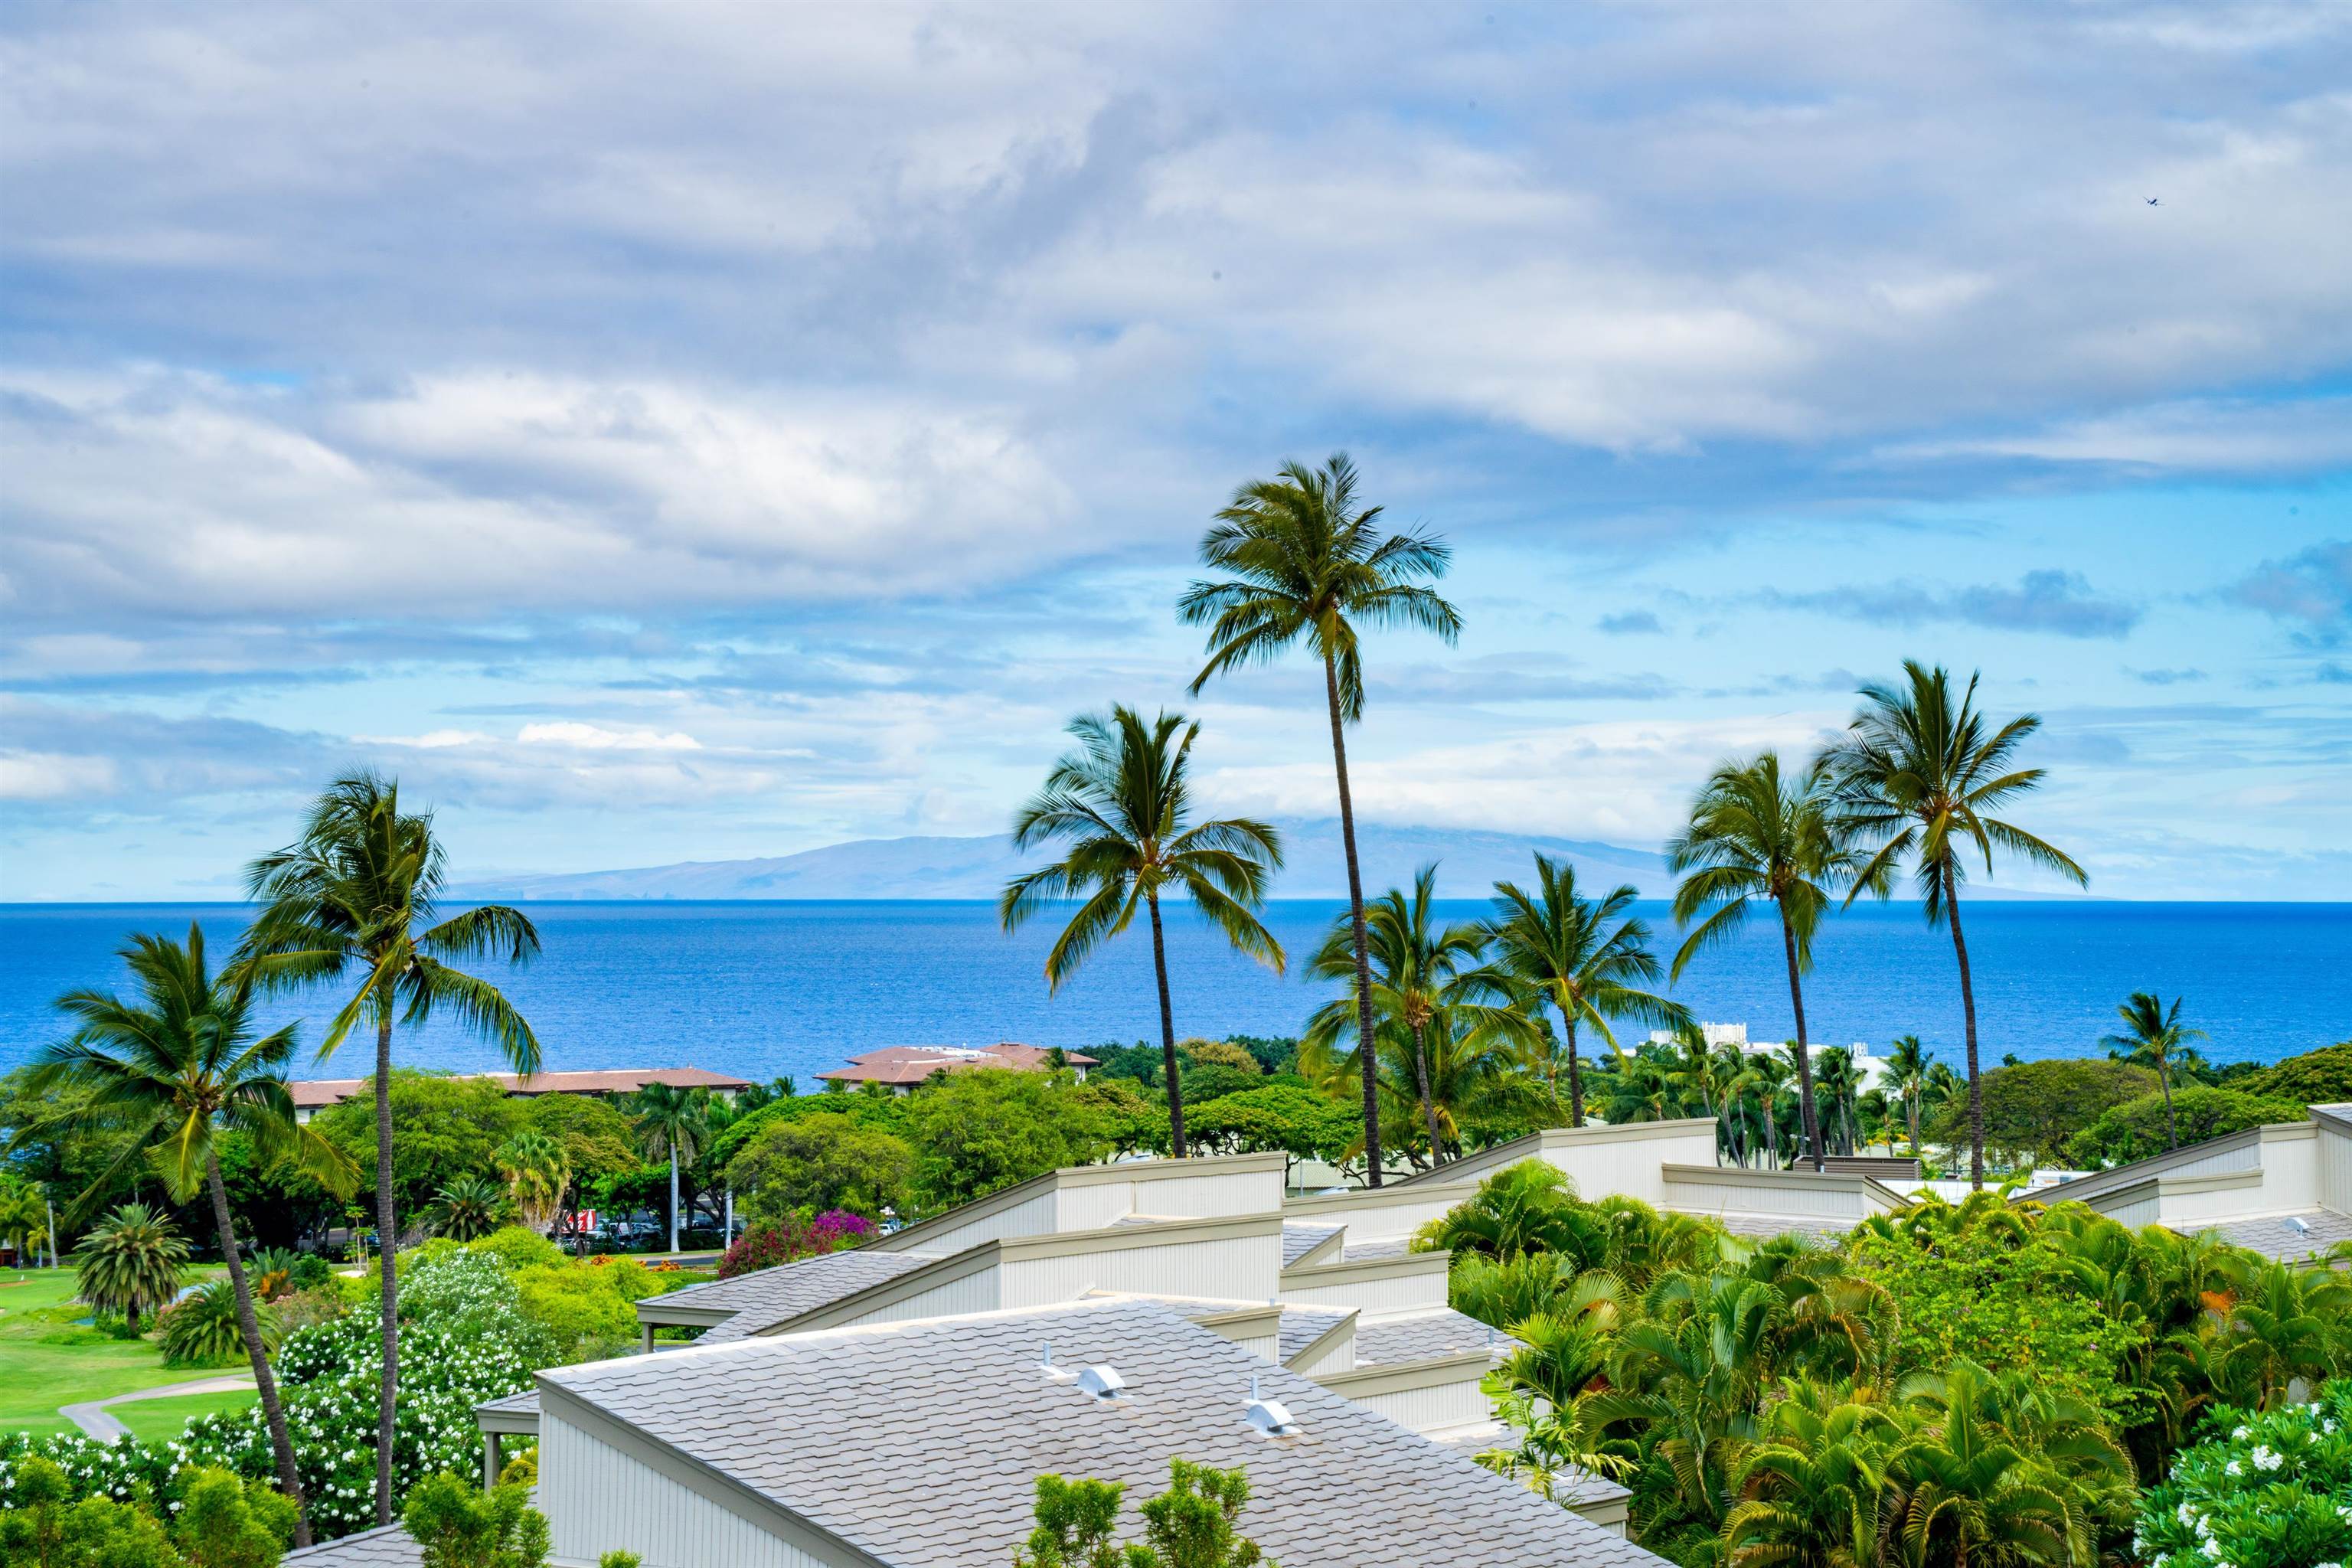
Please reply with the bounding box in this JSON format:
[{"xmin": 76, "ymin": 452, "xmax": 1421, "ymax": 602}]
[
  {"xmin": 1323, "ymin": 650, "xmax": 1383, "ymax": 1187},
  {"xmin": 371, "ymin": 1010, "xmax": 397, "ymax": 1527},
  {"xmin": 2159, "ymin": 1065, "xmax": 2178, "ymax": 1151},
  {"xmin": 668, "ymin": 1148, "xmax": 680, "ymax": 1253},
  {"xmin": 1557, "ymin": 1008, "xmax": 1585, "ymax": 1129},
  {"xmin": 1145, "ymin": 890, "xmax": 1187, "ymax": 1158},
  {"xmin": 1778, "ymin": 903, "xmax": 1824, "ymax": 1173},
  {"xmin": 1941, "ymin": 861, "xmax": 1985, "ymax": 1190},
  {"xmin": 206, "ymin": 1152, "xmax": 312, "ymax": 1547},
  {"xmin": 1407, "ymin": 1017, "xmax": 1440, "ymax": 1166}
]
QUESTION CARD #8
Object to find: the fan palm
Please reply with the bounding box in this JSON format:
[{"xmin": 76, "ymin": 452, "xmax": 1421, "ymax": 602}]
[
  {"xmin": 29, "ymin": 926, "xmax": 353, "ymax": 1546},
  {"xmin": 1301, "ymin": 864, "xmax": 1519, "ymax": 1158},
  {"xmin": 497, "ymin": 1129, "xmax": 570, "ymax": 1236},
  {"xmin": 74, "ymin": 1202, "xmax": 187, "ymax": 1335},
  {"xmin": 1000, "ymin": 705, "xmax": 1285, "ymax": 1158},
  {"xmin": 2101, "ymin": 991, "xmax": 2204, "ymax": 1153},
  {"xmin": 240, "ymin": 770, "xmax": 541, "ymax": 1526},
  {"xmin": 1484, "ymin": 854, "xmax": 1690, "ymax": 1128},
  {"xmin": 1668, "ymin": 752, "xmax": 1858, "ymax": 1173},
  {"xmin": 429, "ymin": 1173, "xmax": 508, "ymax": 1241},
  {"xmin": 1824, "ymin": 663, "xmax": 2086, "ymax": 1188},
  {"xmin": 630, "ymin": 1083, "xmax": 711, "ymax": 1251},
  {"xmin": 1179, "ymin": 453, "xmax": 1460, "ymax": 1184},
  {"xmin": 1883, "ymin": 1035, "xmax": 1932, "ymax": 1157}
]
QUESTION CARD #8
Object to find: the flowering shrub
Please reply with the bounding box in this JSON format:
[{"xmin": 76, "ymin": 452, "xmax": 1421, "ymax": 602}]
[
  {"xmin": 2137, "ymin": 1380, "xmax": 2352, "ymax": 1568},
  {"xmin": 717, "ymin": 1210, "xmax": 874, "ymax": 1279}
]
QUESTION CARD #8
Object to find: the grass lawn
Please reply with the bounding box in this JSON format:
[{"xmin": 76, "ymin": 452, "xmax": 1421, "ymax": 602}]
[
  {"xmin": 0, "ymin": 1266, "xmax": 230, "ymax": 1439},
  {"xmin": 110, "ymin": 1387, "xmax": 259, "ymax": 1446}
]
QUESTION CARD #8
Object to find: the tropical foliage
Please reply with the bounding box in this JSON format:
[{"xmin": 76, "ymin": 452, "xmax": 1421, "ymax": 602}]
[
  {"xmin": 716, "ymin": 1210, "xmax": 874, "ymax": 1279},
  {"xmin": 161, "ymin": 1279, "xmax": 279, "ymax": 1369},
  {"xmin": 0, "ymin": 1459, "xmax": 296, "ymax": 1568},
  {"xmin": 2136, "ymin": 1380, "xmax": 2352, "ymax": 1568},
  {"xmin": 1015, "ymin": 1459, "xmax": 1266, "ymax": 1568},
  {"xmin": 402, "ymin": 1472, "xmax": 550, "ymax": 1568},
  {"xmin": 72, "ymin": 1204, "xmax": 188, "ymax": 1336}
]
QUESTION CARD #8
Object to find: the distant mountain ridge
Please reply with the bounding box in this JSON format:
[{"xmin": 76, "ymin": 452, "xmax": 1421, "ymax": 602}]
[{"xmin": 451, "ymin": 818, "xmax": 1676, "ymax": 901}]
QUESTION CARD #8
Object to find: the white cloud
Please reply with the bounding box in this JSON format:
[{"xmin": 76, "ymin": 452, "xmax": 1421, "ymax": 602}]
[
  {"xmin": 0, "ymin": 750, "xmax": 119, "ymax": 801},
  {"xmin": 515, "ymin": 721, "xmax": 700, "ymax": 751}
]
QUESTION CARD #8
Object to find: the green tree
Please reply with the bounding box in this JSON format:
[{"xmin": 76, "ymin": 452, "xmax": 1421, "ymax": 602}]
[
  {"xmin": 74, "ymin": 1202, "xmax": 187, "ymax": 1335},
  {"xmin": 1883, "ymin": 1035, "xmax": 1932, "ymax": 1156},
  {"xmin": 0, "ymin": 1174, "xmax": 51, "ymax": 1269},
  {"xmin": 1668, "ymin": 750, "xmax": 1858, "ymax": 1172},
  {"xmin": 1180, "ymin": 452, "xmax": 1461, "ymax": 1186},
  {"xmin": 2246, "ymin": 1040, "xmax": 2352, "ymax": 1105},
  {"xmin": 1924, "ymin": 1058, "xmax": 2153, "ymax": 1167},
  {"xmin": 26, "ymin": 924, "xmax": 355, "ymax": 1546},
  {"xmin": 307, "ymin": 1072, "xmax": 520, "ymax": 1217},
  {"xmin": 724, "ymin": 1111, "xmax": 913, "ymax": 1223},
  {"xmin": 1824, "ymin": 662, "xmax": 2088, "ymax": 1188},
  {"xmin": 241, "ymin": 770, "xmax": 541, "ymax": 1527},
  {"xmin": 1483, "ymin": 854, "xmax": 1690, "ymax": 1128},
  {"xmin": 1180, "ymin": 1085, "xmax": 1357, "ymax": 1176},
  {"xmin": 628, "ymin": 1083, "xmax": 710, "ymax": 1252},
  {"xmin": 161, "ymin": 1278, "xmax": 278, "ymax": 1368},
  {"xmin": 903, "ymin": 1069, "xmax": 1110, "ymax": 1209},
  {"xmin": 2063, "ymin": 1086, "xmax": 2305, "ymax": 1169},
  {"xmin": 2102, "ymin": 992, "xmax": 2207, "ymax": 1152},
  {"xmin": 1014, "ymin": 1459, "xmax": 1266, "ymax": 1568},
  {"xmin": 428, "ymin": 1174, "xmax": 508, "ymax": 1241},
  {"xmin": 1000, "ymin": 705, "xmax": 1285, "ymax": 1158},
  {"xmin": 401, "ymin": 1472, "xmax": 550, "ymax": 1568},
  {"xmin": 495, "ymin": 1129, "xmax": 570, "ymax": 1236}
]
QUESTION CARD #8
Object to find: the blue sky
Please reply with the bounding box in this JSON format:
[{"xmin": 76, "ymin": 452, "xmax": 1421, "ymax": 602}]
[{"xmin": 2, "ymin": 1, "xmax": 2346, "ymax": 900}]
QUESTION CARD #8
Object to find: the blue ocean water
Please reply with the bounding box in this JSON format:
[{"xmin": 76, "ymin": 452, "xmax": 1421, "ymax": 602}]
[{"xmin": 0, "ymin": 901, "xmax": 2344, "ymax": 1086}]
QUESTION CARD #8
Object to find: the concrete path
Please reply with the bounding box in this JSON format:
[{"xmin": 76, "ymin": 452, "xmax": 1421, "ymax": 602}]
[{"xmin": 61, "ymin": 1374, "xmax": 255, "ymax": 1442}]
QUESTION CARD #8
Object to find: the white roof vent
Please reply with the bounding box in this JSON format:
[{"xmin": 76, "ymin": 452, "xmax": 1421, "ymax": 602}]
[
  {"xmin": 2287, "ymin": 1216, "xmax": 2313, "ymax": 1235},
  {"xmin": 1076, "ymin": 1364, "xmax": 1127, "ymax": 1400},
  {"xmin": 1245, "ymin": 1374, "xmax": 1299, "ymax": 1436}
]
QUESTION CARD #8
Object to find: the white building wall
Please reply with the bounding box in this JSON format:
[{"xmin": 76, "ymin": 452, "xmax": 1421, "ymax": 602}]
[
  {"xmin": 540, "ymin": 1414, "xmax": 840, "ymax": 1568},
  {"xmin": 1662, "ymin": 1169, "xmax": 1867, "ymax": 1220},
  {"xmin": 2256, "ymin": 1125, "xmax": 2319, "ymax": 1210},
  {"xmin": 1279, "ymin": 1263, "xmax": 1449, "ymax": 1319},
  {"xmin": 1285, "ymin": 1327, "xmax": 1356, "ymax": 1378},
  {"xmin": 2101, "ymin": 1191, "xmax": 2162, "ymax": 1228},
  {"xmin": 893, "ymin": 1190, "xmax": 1059, "ymax": 1258},
  {"xmin": 1002, "ymin": 1232, "xmax": 1282, "ymax": 1308},
  {"xmin": 1327, "ymin": 1372, "xmax": 1488, "ymax": 1434},
  {"xmin": 1534, "ymin": 1125, "xmax": 1719, "ymax": 1205},
  {"xmin": 835, "ymin": 1267, "xmax": 1001, "ymax": 1327},
  {"xmin": 2321, "ymin": 1122, "xmax": 2352, "ymax": 1214},
  {"xmin": 1282, "ymin": 1189, "xmax": 1468, "ymax": 1247}
]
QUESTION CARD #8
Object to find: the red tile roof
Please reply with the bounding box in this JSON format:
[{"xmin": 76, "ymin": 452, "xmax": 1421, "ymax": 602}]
[
  {"xmin": 286, "ymin": 1067, "xmax": 751, "ymax": 1109},
  {"xmin": 815, "ymin": 1043, "xmax": 1098, "ymax": 1086}
]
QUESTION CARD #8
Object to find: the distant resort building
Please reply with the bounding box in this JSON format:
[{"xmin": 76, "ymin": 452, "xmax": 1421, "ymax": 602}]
[
  {"xmin": 815, "ymin": 1041, "xmax": 1096, "ymax": 1094},
  {"xmin": 1647, "ymin": 1020, "xmax": 1893, "ymax": 1091},
  {"xmin": 286, "ymin": 1067, "xmax": 750, "ymax": 1122}
]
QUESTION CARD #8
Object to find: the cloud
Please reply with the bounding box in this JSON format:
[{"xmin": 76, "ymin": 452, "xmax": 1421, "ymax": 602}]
[
  {"xmin": 2227, "ymin": 538, "xmax": 2351, "ymax": 646},
  {"xmin": 1757, "ymin": 570, "xmax": 2141, "ymax": 639},
  {"xmin": 1597, "ymin": 610, "xmax": 1665, "ymax": 635},
  {"xmin": 1870, "ymin": 397, "xmax": 2352, "ymax": 476},
  {"xmin": 2130, "ymin": 667, "xmax": 2208, "ymax": 685}
]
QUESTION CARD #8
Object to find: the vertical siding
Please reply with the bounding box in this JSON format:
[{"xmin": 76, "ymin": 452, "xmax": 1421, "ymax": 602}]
[
  {"xmin": 2261, "ymin": 1127, "xmax": 2319, "ymax": 1211},
  {"xmin": 1003, "ymin": 1233, "xmax": 1282, "ymax": 1308},
  {"xmin": 2321, "ymin": 1122, "xmax": 2352, "ymax": 1213},
  {"xmin": 1538, "ymin": 1125, "xmax": 1718, "ymax": 1204},
  {"xmin": 1279, "ymin": 1266, "xmax": 1449, "ymax": 1318},
  {"xmin": 1286, "ymin": 1329, "xmax": 1356, "ymax": 1378},
  {"xmin": 1127, "ymin": 1168, "xmax": 1288, "ymax": 1219},
  {"xmin": 540, "ymin": 1415, "xmax": 838, "ymax": 1568},
  {"xmin": 901, "ymin": 1191, "xmax": 1058, "ymax": 1257},
  {"xmin": 840, "ymin": 1266, "xmax": 1001, "ymax": 1325},
  {"xmin": 2101, "ymin": 1192, "xmax": 2162, "ymax": 1228},
  {"xmin": 1343, "ymin": 1374, "xmax": 1488, "ymax": 1434},
  {"xmin": 1661, "ymin": 1171, "xmax": 1865, "ymax": 1220}
]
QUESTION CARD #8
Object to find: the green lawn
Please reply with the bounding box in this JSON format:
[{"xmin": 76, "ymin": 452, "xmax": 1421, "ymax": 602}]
[
  {"xmin": 0, "ymin": 1266, "xmax": 230, "ymax": 1439},
  {"xmin": 109, "ymin": 1387, "xmax": 259, "ymax": 1445}
]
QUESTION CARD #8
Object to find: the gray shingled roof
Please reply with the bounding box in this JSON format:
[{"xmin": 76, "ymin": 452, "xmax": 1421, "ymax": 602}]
[
  {"xmin": 1274, "ymin": 1305, "xmax": 1353, "ymax": 1363},
  {"xmin": 2209, "ymin": 1209, "xmax": 2352, "ymax": 1262},
  {"xmin": 1281, "ymin": 1223, "xmax": 1342, "ymax": 1265},
  {"xmin": 1352, "ymin": 1308, "xmax": 1509, "ymax": 1367},
  {"xmin": 477, "ymin": 1388, "xmax": 541, "ymax": 1416},
  {"xmin": 538, "ymin": 1298, "xmax": 1668, "ymax": 1568},
  {"xmin": 651, "ymin": 1250, "xmax": 933, "ymax": 1341},
  {"xmin": 1424, "ymin": 1426, "xmax": 1632, "ymax": 1509},
  {"xmin": 279, "ymin": 1525, "xmax": 422, "ymax": 1566}
]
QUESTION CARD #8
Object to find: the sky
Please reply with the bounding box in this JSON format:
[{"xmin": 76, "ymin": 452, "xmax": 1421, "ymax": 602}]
[{"xmin": 2, "ymin": 1, "xmax": 2347, "ymax": 902}]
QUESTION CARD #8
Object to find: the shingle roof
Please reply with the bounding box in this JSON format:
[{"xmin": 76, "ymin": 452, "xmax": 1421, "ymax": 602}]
[
  {"xmin": 538, "ymin": 1298, "xmax": 1667, "ymax": 1568},
  {"xmin": 477, "ymin": 1388, "xmax": 541, "ymax": 1416},
  {"xmin": 1352, "ymin": 1308, "xmax": 1509, "ymax": 1367},
  {"xmin": 2207, "ymin": 1209, "xmax": 2352, "ymax": 1262},
  {"xmin": 1337, "ymin": 1235, "xmax": 1414, "ymax": 1261},
  {"xmin": 1274, "ymin": 1305, "xmax": 1354, "ymax": 1364},
  {"xmin": 648, "ymin": 1250, "xmax": 934, "ymax": 1341},
  {"xmin": 279, "ymin": 1525, "xmax": 423, "ymax": 1566},
  {"xmin": 818, "ymin": 1043, "xmax": 1099, "ymax": 1085},
  {"xmin": 1281, "ymin": 1223, "xmax": 1343, "ymax": 1266},
  {"xmin": 1423, "ymin": 1426, "xmax": 1632, "ymax": 1509}
]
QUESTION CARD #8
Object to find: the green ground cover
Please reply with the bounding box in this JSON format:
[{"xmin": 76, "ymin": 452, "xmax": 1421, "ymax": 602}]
[
  {"xmin": 109, "ymin": 1388, "xmax": 259, "ymax": 1446},
  {"xmin": 0, "ymin": 1266, "xmax": 229, "ymax": 1439}
]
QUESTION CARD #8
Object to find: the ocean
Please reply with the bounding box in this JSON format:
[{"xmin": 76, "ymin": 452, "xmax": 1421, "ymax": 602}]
[{"xmin": 1, "ymin": 900, "xmax": 2344, "ymax": 1086}]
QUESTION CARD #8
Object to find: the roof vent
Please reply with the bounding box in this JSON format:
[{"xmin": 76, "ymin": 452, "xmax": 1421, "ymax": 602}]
[
  {"xmin": 1076, "ymin": 1364, "xmax": 1127, "ymax": 1400},
  {"xmin": 1040, "ymin": 1341, "xmax": 1054, "ymax": 1370},
  {"xmin": 2288, "ymin": 1216, "xmax": 2313, "ymax": 1235},
  {"xmin": 1245, "ymin": 1374, "xmax": 1298, "ymax": 1437}
]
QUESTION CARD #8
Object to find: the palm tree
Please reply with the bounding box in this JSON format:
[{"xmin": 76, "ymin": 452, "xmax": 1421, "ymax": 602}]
[
  {"xmin": 2101, "ymin": 991, "xmax": 2204, "ymax": 1153},
  {"xmin": 31, "ymin": 926, "xmax": 351, "ymax": 1546},
  {"xmin": 497, "ymin": 1129, "xmax": 570, "ymax": 1236},
  {"xmin": 630, "ymin": 1083, "xmax": 711, "ymax": 1252},
  {"xmin": 1000, "ymin": 705, "xmax": 1285, "ymax": 1158},
  {"xmin": 1667, "ymin": 752, "xmax": 1857, "ymax": 1174},
  {"xmin": 240, "ymin": 770, "xmax": 541, "ymax": 1527},
  {"xmin": 428, "ymin": 1173, "xmax": 508, "ymax": 1241},
  {"xmin": 1301, "ymin": 865, "xmax": 1514, "ymax": 1158},
  {"xmin": 1179, "ymin": 454, "xmax": 1461, "ymax": 1184},
  {"xmin": 1483, "ymin": 855, "xmax": 1690, "ymax": 1129},
  {"xmin": 73, "ymin": 1202, "xmax": 186, "ymax": 1335},
  {"xmin": 1824, "ymin": 663, "xmax": 2087, "ymax": 1188},
  {"xmin": 1814, "ymin": 1047, "xmax": 1863, "ymax": 1157},
  {"xmin": 1883, "ymin": 1035, "xmax": 1932, "ymax": 1156}
]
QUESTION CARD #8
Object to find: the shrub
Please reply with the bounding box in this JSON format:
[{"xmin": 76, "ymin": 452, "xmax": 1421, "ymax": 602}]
[
  {"xmin": 725, "ymin": 1113, "xmax": 913, "ymax": 1224},
  {"xmin": 403, "ymin": 1472, "xmax": 550, "ymax": 1568},
  {"xmin": 246, "ymin": 1247, "xmax": 299, "ymax": 1301},
  {"xmin": 511, "ymin": 1256, "xmax": 658, "ymax": 1361},
  {"xmin": 274, "ymin": 1284, "xmax": 348, "ymax": 1334},
  {"xmin": 2136, "ymin": 1380, "xmax": 2352, "ymax": 1568},
  {"xmin": 717, "ymin": 1211, "xmax": 874, "ymax": 1279},
  {"xmin": 2064, "ymin": 1086, "xmax": 2308, "ymax": 1169},
  {"xmin": 1176, "ymin": 1038, "xmax": 1260, "ymax": 1076},
  {"xmin": 466, "ymin": 1226, "xmax": 565, "ymax": 1272},
  {"xmin": 159, "ymin": 1279, "xmax": 275, "ymax": 1367},
  {"xmin": 287, "ymin": 1253, "xmax": 334, "ymax": 1291},
  {"xmin": 2245, "ymin": 1040, "xmax": 2352, "ymax": 1106}
]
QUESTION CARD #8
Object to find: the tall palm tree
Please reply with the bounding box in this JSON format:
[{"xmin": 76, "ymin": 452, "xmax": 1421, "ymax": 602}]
[
  {"xmin": 1179, "ymin": 454, "xmax": 1460, "ymax": 1184},
  {"xmin": 1001, "ymin": 706, "xmax": 1285, "ymax": 1158},
  {"xmin": 73, "ymin": 1202, "xmax": 187, "ymax": 1336},
  {"xmin": 1814, "ymin": 1047, "xmax": 1862, "ymax": 1157},
  {"xmin": 497, "ymin": 1129, "xmax": 570, "ymax": 1236},
  {"xmin": 2101, "ymin": 991, "xmax": 2204, "ymax": 1153},
  {"xmin": 630, "ymin": 1084, "xmax": 710, "ymax": 1252},
  {"xmin": 1484, "ymin": 855, "xmax": 1690, "ymax": 1128},
  {"xmin": 29, "ymin": 926, "xmax": 351, "ymax": 1547},
  {"xmin": 1667, "ymin": 752, "xmax": 1857, "ymax": 1174},
  {"xmin": 1883, "ymin": 1035, "xmax": 1932, "ymax": 1157},
  {"xmin": 240, "ymin": 769, "xmax": 541, "ymax": 1527},
  {"xmin": 1301, "ymin": 864, "xmax": 1515, "ymax": 1158},
  {"xmin": 1824, "ymin": 662, "xmax": 2086, "ymax": 1188}
]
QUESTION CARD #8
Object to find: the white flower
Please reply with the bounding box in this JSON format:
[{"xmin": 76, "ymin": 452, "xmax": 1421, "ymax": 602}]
[
  {"xmin": 2224, "ymin": 1460, "xmax": 2243, "ymax": 1477},
  {"xmin": 2232, "ymin": 1425, "xmax": 2250, "ymax": 1439}
]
